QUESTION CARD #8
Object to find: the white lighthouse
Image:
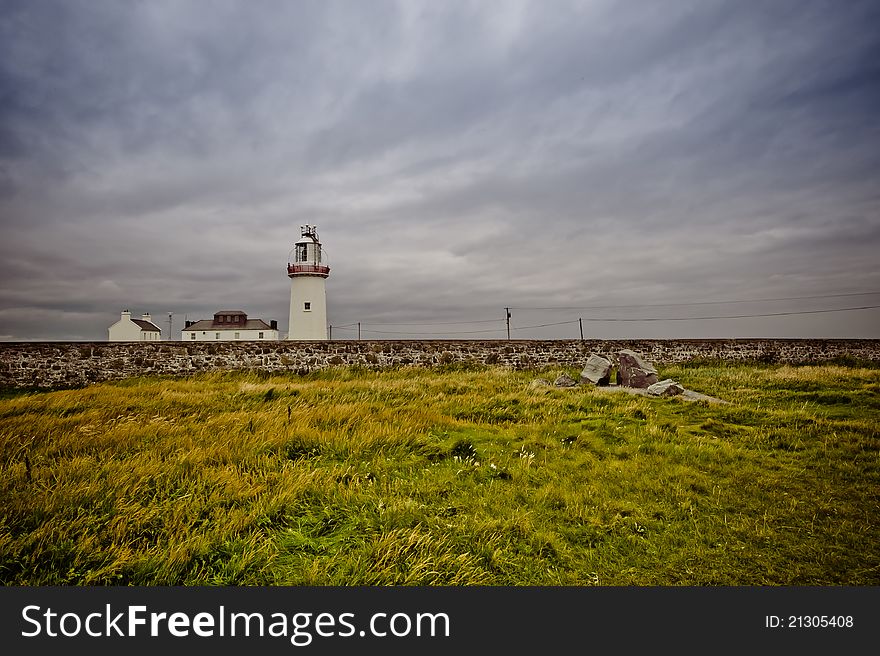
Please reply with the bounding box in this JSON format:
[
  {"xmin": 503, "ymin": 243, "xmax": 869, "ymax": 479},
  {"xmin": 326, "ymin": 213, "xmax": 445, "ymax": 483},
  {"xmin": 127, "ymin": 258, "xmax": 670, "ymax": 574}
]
[{"xmin": 287, "ymin": 224, "xmax": 330, "ymax": 340}]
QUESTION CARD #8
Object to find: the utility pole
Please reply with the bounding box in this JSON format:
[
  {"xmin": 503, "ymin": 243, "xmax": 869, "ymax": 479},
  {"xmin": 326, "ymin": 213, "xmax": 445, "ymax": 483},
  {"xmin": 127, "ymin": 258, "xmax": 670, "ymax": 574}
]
[
  {"xmin": 329, "ymin": 325, "xmax": 332, "ymax": 340},
  {"xmin": 579, "ymin": 317, "xmax": 584, "ymax": 341},
  {"xmin": 167, "ymin": 312, "xmax": 173, "ymax": 341},
  {"xmin": 505, "ymin": 307, "xmax": 511, "ymax": 340},
  {"xmin": 358, "ymin": 322, "xmax": 361, "ymax": 340}
]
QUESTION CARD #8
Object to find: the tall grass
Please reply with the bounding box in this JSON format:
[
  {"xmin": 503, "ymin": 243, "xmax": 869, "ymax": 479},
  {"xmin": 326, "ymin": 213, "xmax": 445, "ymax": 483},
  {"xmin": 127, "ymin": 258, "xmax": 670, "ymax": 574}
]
[{"xmin": 1, "ymin": 363, "xmax": 877, "ymax": 585}]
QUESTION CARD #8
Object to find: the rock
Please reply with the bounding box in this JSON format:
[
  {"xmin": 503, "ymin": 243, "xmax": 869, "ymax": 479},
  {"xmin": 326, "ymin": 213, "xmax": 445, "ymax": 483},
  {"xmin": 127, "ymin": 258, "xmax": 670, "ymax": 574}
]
[
  {"xmin": 647, "ymin": 379, "xmax": 684, "ymax": 397},
  {"xmin": 553, "ymin": 373, "xmax": 578, "ymax": 388},
  {"xmin": 679, "ymin": 389, "xmax": 729, "ymax": 404},
  {"xmin": 579, "ymin": 354, "xmax": 612, "ymax": 386},
  {"xmin": 617, "ymin": 349, "xmax": 658, "ymax": 388},
  {"xmin": 592, "ymin": 384, "xmax": 729, "ymax": 404}
]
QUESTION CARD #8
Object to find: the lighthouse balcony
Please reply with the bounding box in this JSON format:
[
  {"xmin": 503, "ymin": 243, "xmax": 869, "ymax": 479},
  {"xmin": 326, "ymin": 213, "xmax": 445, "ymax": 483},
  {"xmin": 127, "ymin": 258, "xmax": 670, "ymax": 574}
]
[{"xmin": 287, "ymin": 263, "xmax": 330, "ymax": 277}]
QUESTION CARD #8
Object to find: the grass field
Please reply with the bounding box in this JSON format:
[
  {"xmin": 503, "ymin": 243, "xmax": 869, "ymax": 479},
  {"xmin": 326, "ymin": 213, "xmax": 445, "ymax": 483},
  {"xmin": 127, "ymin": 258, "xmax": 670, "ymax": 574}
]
[{"xmin": 1, "ymin": 361, "xmax": 878, "ymax": 585}]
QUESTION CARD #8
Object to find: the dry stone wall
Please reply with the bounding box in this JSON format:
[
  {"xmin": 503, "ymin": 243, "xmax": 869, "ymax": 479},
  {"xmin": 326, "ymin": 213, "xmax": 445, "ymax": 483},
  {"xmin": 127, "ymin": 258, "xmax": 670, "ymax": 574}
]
[{"xmin": 1, "ymin": 339, "xmax": 878, "ymax": 390}]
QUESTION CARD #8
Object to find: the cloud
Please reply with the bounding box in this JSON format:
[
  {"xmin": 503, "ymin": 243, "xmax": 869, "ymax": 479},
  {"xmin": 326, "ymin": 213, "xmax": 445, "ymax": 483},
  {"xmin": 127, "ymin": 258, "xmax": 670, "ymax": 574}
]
[{"xmin": 1, "ymin": 0, "xmax": 878, "ymax": 340}]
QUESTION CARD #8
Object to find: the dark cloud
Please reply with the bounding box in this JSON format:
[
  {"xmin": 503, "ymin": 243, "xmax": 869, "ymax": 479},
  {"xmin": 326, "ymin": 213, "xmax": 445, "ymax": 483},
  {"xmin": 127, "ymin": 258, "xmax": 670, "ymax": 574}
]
[{"xmin": 1, "ymin": 0, "xmax": 878, "ymax": 341}]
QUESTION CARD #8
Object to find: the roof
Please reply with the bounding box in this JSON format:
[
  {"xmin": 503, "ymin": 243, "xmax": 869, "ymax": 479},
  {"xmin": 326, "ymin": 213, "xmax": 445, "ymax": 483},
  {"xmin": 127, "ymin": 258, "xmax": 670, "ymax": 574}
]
[
  {"xmin": 132, "ymin": 319, "xmax": 162, "ymax": 332},
  {"xmin": 183, "ymin": 319, "xmax": 275, "ymax": 332},
  {"xmin": 215, "ymin": 310, "xmax": 247, "ymax": 315}
]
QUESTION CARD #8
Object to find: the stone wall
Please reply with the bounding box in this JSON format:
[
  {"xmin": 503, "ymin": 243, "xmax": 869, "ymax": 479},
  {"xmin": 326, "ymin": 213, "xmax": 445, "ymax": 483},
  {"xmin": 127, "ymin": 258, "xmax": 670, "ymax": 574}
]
[{"xmin": 1, "ymin": 339, "xmax": 878, "ymax": 390}]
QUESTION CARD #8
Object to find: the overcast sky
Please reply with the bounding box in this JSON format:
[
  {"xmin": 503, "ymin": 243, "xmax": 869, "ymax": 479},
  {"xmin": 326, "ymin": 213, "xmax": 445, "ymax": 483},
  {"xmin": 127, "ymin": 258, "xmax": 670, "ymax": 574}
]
[{"xmin": 1, "ymin": 0, "xmax": 878, "ymax": 341}]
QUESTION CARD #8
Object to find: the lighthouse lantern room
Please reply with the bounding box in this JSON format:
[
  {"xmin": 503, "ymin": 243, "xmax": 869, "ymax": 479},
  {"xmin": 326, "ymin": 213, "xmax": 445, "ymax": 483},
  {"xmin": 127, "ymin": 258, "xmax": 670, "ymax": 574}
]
[{"xmin": 287, "ymin": 225, "xmax": 329, "ymax": 340}]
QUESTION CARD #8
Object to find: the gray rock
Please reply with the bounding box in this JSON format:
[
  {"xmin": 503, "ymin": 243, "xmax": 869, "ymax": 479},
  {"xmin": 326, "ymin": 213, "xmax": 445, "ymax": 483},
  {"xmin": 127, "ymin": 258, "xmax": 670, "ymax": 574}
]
[
  {"xmin": 553, "ymin": 373, "xmax": 578, "ymax": 388},
  {"xmin": 593, "ymin": 385, "xmax": 728, "ymax": 404},
  {"xmin": 580, "ymin": 354, "xmax": 613, "ymax": 386},
  {"xmin": 647, "ymin": 379, "xmax": 684, "ymax": 397},
  {"xmin": 679, "ymin": 389, "xmax": 729, "ymax": 404},
  {"xmin": 617, "ymin": 349, "xmax": 658, "ymax": 388}
]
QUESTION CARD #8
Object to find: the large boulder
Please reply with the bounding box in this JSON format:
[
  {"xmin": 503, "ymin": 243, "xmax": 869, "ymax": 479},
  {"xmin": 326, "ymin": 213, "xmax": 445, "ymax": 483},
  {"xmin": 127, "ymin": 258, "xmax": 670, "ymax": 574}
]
[
  {"xmin": 554, "ymin": 373, "xmax": 579, "ymax": 388},
  {"xmin": 647, "ymin": 379, "xmax": 684, "ymax": 397},
  {"xmin": 580, "ymin": 354, "xmax": 613, "ymax": 386},
  {"xmin": 617, "ymin": 349, "xmax": 658, "ymax": 388}
]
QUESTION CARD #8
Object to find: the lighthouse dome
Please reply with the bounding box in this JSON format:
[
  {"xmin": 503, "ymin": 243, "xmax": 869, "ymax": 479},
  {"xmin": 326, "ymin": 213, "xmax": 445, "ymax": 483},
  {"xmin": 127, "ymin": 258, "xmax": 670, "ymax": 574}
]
[
  {"xmin": 295, "ymin": 224, "xmax": 320, "ymax": 243},
  {"xmin": 295, "ymin": 232, "xmax": 319, "ymax": 245}
]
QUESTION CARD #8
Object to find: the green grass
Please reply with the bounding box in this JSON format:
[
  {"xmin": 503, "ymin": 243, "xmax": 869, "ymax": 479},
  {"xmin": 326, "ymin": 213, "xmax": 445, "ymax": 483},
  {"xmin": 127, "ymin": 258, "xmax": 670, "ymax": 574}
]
[{"xmin": 1, "ymin": 362, "xmax": 878, "ymax": 585}]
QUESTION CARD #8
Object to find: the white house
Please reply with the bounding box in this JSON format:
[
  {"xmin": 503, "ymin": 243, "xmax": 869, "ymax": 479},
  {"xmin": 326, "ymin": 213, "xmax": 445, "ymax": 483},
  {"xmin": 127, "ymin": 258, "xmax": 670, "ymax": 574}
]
[
  {"xmin": 181, "ymin": 310, "xmax": 279, "ymax": 341},
  {"xmin": 108, "ymin": 310, "xmax": 162, "ymax": 341}
]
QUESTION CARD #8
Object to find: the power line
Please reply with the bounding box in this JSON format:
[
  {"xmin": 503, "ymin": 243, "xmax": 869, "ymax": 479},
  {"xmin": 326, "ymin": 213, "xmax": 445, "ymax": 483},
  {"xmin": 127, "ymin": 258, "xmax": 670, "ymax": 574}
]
[
  {"xmin": 350, "ymin": 320, "xmax": 578, "ymax": 337},
  {"xmin": 352, "ymin": 318, "xmax": 503, "ymax": 326},
  {"xmin": 509, "ymin": 291, "xmax": 880, "ymax": 311},
  {"xmin": 359, "ymin": 326, "xmax": 506, "ymax": 336},
  {"xmin": 578, "ymin": 305, "xmax": 880, "ymax": 322},
  {"xmin": 511, "ymin": 320, "xmax": 580, "ymax": 330},
  {"xmin": 325, "ymin": 302, "xmax": 879, "ymax": 337}
]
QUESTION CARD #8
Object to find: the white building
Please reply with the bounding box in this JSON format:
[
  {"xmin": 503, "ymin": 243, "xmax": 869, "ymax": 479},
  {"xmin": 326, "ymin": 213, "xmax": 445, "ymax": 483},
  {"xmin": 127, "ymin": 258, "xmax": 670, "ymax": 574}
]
[
  {"xmin": 181, "ymin": 310, "xmax": 279, "ymax": 341},
  {"xmin": 287, "ymin": 224, "xmax": 329, "ymax": 340},
  {"xmin": 108, "ymin": 310, "xmax": 162, "ymax": 341}
]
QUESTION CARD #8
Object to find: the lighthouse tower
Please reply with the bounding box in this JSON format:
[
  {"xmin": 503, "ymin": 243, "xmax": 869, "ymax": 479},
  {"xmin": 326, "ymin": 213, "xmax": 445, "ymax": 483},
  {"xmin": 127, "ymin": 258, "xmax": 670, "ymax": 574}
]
[{"xmin": 287, "ymin": 225, "xmax": 330, "ymax": 340}]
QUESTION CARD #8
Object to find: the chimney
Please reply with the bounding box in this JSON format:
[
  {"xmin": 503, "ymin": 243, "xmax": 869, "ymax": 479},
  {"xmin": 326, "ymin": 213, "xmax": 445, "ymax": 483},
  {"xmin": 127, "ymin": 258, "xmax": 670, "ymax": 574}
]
[
  {"xmin": 122, "ymin": 310, "xmax": 131, "ymax": 320},
  {"xmin": 185, "ymin": 320, "xmax": 195, "ymax": 329},
  {"xmin": 270, "ymin": 320, "xmax": 278, "ymax": 330},
  {"xmin": 142, "ymin": 312, "xmax": 151, "ymax": 322}
]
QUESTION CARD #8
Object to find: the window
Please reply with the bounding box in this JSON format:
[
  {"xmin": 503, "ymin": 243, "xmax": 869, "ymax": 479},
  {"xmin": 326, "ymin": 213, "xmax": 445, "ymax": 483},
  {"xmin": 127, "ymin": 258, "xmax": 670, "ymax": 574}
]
[
  {"xmin": 304, "ymin": 302, "xmax": 311, "ymax": 311},
  {"xmin": 258, "ymin": 332, "xmax": 264, "ymax": 339},
  {"xmin": 298, "ymin": 244, "xmax": 308, "ymax": 262},
  {"xmin": 234, "ymin": 332, "xmax": 240, "ymax": 339},
  {"xmin": 215, "ymin": 333, "xmax": 220, "ymax": 340},
  {"xmin": 234, "ymin": 315, "xmax": 239, "ymax": 322},
  {"xmin": 190, "ymin": 333, "xmax": 196, "ymax": 340}
]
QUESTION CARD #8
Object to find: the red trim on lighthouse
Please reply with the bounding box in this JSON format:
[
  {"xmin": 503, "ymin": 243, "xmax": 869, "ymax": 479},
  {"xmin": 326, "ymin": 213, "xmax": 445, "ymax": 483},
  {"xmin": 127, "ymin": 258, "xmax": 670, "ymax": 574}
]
[{"xmin": 287, "ymin": 263, "xmax": 330, "ymax": 277}]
